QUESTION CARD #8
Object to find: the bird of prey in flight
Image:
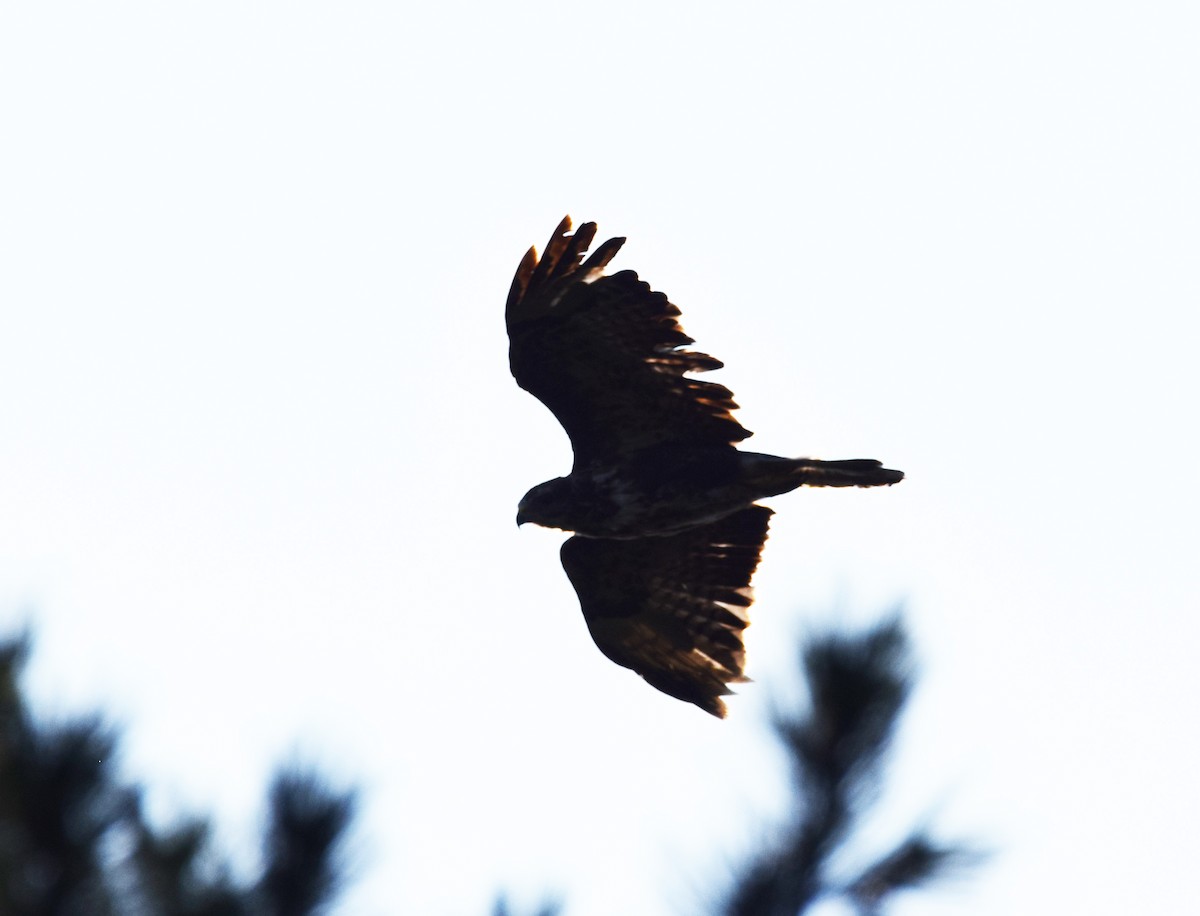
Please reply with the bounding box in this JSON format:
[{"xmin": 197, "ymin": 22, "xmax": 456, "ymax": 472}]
[{"xmin": 507, "ymin": 217, "xmax": 903, "ymax": 717}]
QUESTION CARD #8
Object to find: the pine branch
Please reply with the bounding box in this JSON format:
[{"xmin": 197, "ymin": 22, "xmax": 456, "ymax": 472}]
[
  {"xmin": 722, "ymin": 617, "xmax": 979, "ymax": 915},
  {"xmin": 257, "ymin": 769, "xmax": 357, "ymax": 916}
]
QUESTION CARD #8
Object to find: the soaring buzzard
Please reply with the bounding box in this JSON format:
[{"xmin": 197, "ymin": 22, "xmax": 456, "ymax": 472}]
[{"xmin": 508, "ymin": 217, "xmax": 903, "ymax": 717}]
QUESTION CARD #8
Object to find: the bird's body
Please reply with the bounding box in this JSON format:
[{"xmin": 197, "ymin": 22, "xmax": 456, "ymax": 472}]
[
  {"xmin": 518, "ymin": 447, "xmax": 898, "ymax": 538},
  {"xmin": 507, "ymin": 217, "xmax": 902, "ymax": 717}
]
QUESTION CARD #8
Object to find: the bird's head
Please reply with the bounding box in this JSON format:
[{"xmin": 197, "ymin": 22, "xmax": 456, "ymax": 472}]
[{"xmin": 516, "ymin": 477, "xmax": 576, "ymax": 531}]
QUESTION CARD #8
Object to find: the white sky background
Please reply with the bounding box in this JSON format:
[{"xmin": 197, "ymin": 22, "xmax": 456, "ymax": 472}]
[{"xmin": 2, "ymin": 2, "xmax": 1197, "ymax": 913}]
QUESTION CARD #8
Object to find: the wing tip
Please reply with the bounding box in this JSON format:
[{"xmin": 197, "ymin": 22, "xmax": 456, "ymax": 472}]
[
  {"xmin": 506, "ymin": 245, "xmax": 539, "ymax": 313},
  {"xmin": 506, "ymin": 216, "xmax": 626, "ymax": 322}
]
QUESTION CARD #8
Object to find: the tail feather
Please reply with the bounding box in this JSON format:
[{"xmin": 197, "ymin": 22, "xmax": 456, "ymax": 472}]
[{"xmin": 789, "ymin": 458, "xmax": 904, "ymax": 488}]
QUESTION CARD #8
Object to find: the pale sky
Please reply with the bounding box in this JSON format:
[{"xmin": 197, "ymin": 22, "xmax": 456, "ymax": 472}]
[{"xmin": 2, "ymin": 3, "xmax": 1198, "ymax": 914}]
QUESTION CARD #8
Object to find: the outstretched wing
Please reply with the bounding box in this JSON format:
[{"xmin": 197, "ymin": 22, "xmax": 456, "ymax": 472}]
[
  {"xmin": 559, "ymin": 505, "xmax": 773, "ymax": 717},
  {"xmin": 507, "ymin": 216, "xmax": 751, "ymax": 466}
]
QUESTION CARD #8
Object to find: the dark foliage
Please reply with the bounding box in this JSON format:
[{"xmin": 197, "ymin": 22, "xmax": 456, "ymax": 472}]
[
  {"xmin": 845, "ymin": 833, "xmax": 975, "ymax": 915},
  {"xmin": 722, "ymin": 618, "xmax": 979, "ymax": 915},
  {"xmin": 258, "ymin": 771, "xmax": 357, "ymax": 916},
  {"xmin": 0, "ymin": 634, "xmax": 356, "ymax": 916},
  {"xmin": 1, "ymin": 614, "xmax": 978, "ymax": 916},
  {"xmin": 491, "ymin": 894, "xmax": 563, "ymax": 916}
]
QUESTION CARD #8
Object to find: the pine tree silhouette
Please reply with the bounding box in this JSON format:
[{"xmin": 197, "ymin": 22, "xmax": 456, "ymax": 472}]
[
  {"xmin": 1, "ymin": 615, "xmax": 978, "ymax": 916},
  {"xmin": 0, "ymin": 635, "xmax": 356, "ymax": 916},
  {"xmin": 721, "ymin": 618, "xmax": 979, "ymax": 915}
]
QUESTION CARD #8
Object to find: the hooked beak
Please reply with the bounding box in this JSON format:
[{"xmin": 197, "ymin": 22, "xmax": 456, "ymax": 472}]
[{"xmin": 516, "ymin": 510, "xmax": 528, "ymax": 528}]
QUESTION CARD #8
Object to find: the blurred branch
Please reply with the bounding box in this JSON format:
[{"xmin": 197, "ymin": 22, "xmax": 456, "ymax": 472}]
[
  {"xmin": 845, "ymin": 831, "xmax": 982, "ymax": 916},
  {"xmin": 722, "ymin": 617, "xmax": 982, "ymax": 916},
  {"xmin": 491, "ymin": 894, "xmax": 563, "ymax": 916},
  {"xmin": 0, "ymin": 633, "xmax": 358, "ymax": 916},
  {"xmin": 258, "ymin": 769, "xmax": 358, "ymax": 916}
]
